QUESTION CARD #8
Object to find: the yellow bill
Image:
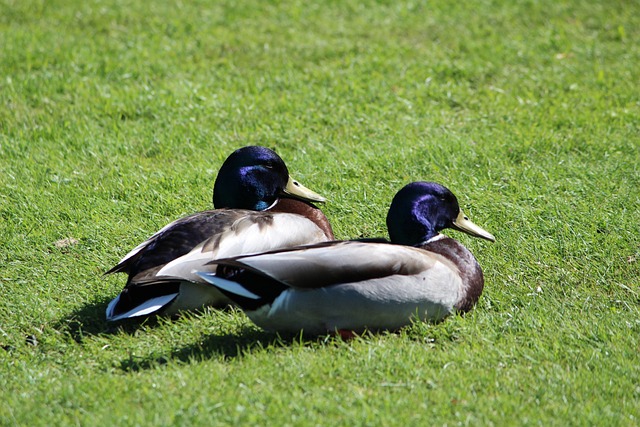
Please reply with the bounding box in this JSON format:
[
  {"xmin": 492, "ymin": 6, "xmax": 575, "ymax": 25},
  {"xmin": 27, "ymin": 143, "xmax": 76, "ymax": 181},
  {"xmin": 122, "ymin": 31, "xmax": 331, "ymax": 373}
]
[
  {"xmin": 282, "ymin": 176, "xmax": 327, "ymax": 203},
  {"xmin": 451, "ymin": 210, "xmax": 495, "ymax": 242}
]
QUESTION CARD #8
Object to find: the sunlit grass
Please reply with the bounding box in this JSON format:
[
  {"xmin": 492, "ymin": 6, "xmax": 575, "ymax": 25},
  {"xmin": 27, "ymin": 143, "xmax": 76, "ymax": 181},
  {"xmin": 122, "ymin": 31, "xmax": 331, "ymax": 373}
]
[{"xmin": 1, "ymin": 0, "xmax": 639, "ymax": 425}]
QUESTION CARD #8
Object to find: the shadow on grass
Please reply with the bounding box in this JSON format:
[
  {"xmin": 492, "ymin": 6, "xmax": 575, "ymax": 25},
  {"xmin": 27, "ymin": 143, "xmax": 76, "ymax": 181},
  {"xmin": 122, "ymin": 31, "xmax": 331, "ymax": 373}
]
[
  {"xmin": 115, "ymin": 325, "xmax": 362, "ymax": 372},
  {"xmin": 55, "ymin": 299, "xmax": 293, "ymax": 362},
  {"xmin": 115, "ymin": 318, "xmax": 461, "ymax": 372},
  {"xmin": 118, "ymin": 328, "xmax": 318, "ymax": 372},
  {"xmin": 54, "ymin": 296, "xmax": 191, "ymax": 341},
  {"xmin": 56, "ymin": 300, "xmax": 458, "ymax": 373}
]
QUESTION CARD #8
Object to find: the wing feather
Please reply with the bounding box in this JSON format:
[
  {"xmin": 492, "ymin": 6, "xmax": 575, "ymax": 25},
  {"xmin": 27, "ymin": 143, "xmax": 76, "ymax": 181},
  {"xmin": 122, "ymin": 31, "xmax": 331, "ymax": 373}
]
[
  {"xmin": 216, "ymin": 242, "xmax": 443, "ymax": 289},
  {"xmin": 105, "ymin": 209, "xmax": 250, "ymax": 276},
  {"xmin": 156, "ymin": 212, "xmax": 327, "ymax": 279}
]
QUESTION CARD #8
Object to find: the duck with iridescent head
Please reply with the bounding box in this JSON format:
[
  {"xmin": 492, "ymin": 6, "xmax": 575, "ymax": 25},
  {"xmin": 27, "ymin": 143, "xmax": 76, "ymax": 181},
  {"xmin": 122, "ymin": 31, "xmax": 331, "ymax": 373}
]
[
  {"xmin": 196, "ymin": 182, "xmax": 494, "ymax": 335},
  {"xmin": 105, "ymin": 146, "xmax": 334, "ymax": 321}
]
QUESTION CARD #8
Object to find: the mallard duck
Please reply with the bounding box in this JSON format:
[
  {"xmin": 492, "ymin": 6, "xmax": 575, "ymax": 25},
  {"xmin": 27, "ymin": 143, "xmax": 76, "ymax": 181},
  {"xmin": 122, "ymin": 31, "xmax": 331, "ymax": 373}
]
[
  {"xmin": 196, "ymin": 182, "xmax": 495, "ymax": 334},
  {"xmin": 105, "ymin": 146, "xmax": 334, "ymax": 321}
]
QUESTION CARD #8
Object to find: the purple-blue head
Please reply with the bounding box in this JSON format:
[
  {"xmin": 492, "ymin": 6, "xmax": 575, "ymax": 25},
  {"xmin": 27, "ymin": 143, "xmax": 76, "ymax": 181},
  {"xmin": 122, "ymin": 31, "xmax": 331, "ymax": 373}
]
[
  {"xmin": 386, "ymin": 182, "xmax": 495, "ymax": 246},
  {"xmin": 213, "ymin": 146, "xmax": 326, "ymax": 211}
]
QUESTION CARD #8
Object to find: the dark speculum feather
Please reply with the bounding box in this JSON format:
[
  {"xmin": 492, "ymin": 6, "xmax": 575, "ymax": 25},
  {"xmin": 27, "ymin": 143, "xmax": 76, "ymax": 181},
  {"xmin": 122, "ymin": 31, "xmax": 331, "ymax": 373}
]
[
  {"xmin": 215, "ymin": 264, "xmax": 288, "ymax": 310},
  {"xmin": 112, "ymin": 279, "xmax": 180, "ymax": 316}
]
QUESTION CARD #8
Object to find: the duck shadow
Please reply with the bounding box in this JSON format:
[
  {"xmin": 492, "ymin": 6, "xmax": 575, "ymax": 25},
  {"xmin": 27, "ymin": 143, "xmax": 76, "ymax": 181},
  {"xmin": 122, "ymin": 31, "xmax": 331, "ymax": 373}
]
[
  {"xmin": 56, "ymin": 299, "xmax": 312, "ymax": 368},
  {"xmin": 55, "ymin": 296, "xmax": 181, "ymax": 342},
  {"xmin": 120, "ymin": 325, "xmax": 453, "ymax": 373},
  {"xmin": 118, "ymin": 328, "xmax": 318, "ymax": 372}
]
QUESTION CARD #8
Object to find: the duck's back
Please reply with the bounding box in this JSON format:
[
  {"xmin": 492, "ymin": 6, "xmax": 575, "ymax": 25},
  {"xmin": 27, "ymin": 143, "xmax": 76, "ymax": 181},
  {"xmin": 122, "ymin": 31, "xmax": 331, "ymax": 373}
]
[{"xmin": 106, "ymin": 209, "xmax": 250, "ymax": 281}]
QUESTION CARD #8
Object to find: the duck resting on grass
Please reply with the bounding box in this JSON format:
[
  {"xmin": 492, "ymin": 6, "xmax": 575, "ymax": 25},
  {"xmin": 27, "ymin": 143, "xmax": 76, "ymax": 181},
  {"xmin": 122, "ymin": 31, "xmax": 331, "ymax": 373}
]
[
  {"xmin": 105, "ymin": 146, "xmax": 334, "ymax": 321},
  {"xmin": 196, "ymin": 182, "xmax": 495, "ymax": 335}
]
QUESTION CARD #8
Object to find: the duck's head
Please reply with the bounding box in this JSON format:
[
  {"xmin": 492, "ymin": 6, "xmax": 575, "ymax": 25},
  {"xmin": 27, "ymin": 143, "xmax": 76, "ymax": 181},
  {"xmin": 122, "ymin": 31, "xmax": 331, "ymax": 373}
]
[
  {"xmin": 386, "ymin": 182, "xmax": 495, "ymax": 246},
  {"xmin": 213, "ymin": 146, "xmax": 327, "ymax": 211}
]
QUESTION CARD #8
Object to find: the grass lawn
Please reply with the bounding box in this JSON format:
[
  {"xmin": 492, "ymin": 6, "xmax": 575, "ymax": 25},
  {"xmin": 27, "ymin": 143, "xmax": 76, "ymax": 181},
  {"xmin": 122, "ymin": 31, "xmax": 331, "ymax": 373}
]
[{"xmin": 1, "ymin": 0, "xmax": 639, "ymax": 424}]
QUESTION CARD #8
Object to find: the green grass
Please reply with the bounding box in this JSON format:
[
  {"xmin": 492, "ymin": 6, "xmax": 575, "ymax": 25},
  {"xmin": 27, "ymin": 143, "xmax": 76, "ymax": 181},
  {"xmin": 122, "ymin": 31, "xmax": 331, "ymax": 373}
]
[{"xmin": 1, "ymin": 0, "xmax": 639, "ymax": 424}]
